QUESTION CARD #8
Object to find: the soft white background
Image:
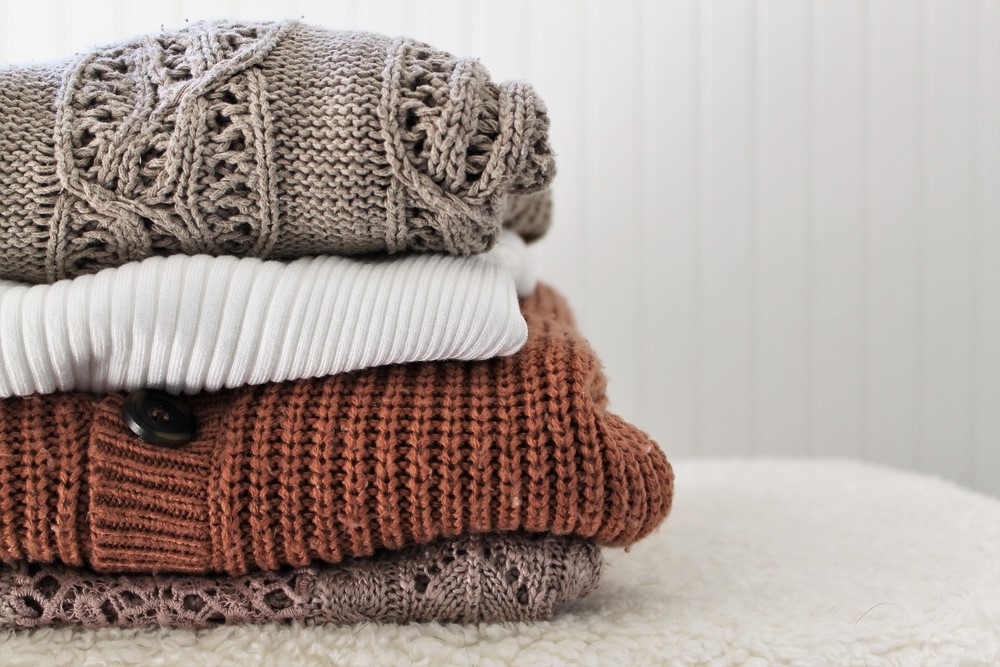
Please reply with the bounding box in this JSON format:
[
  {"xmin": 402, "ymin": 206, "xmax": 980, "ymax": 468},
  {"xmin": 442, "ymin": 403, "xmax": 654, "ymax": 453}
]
[{"xmin": 1, "ymin": 0, "xmax": 997, "ymax": 496}]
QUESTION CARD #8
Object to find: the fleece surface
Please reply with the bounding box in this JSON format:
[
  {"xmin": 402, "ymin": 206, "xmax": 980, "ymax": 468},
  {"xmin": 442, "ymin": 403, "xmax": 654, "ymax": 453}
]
[{"xmin": 1, "ymin": 459, "xmax": 997, "ymax": 666}]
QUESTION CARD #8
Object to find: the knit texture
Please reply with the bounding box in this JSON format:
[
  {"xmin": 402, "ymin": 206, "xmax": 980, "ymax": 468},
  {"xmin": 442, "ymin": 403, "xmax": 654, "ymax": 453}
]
[
  {"xmin": 0, "ymin": 20, "xmax": 555, "ymax": 284},
  {"xmin": 502, "ymin": 190, "xmax": 552, "ymax": 243},
  {"xmin": 0, "ymin": 230, "xmax": 533, "ymax": 398},
  {"xmin": 0, "ymin": 534, "xmax": 600, "ymax": 629},
  {"xmin": 0, "ymin": 284, "xmax": 672, "ymax": 575}
]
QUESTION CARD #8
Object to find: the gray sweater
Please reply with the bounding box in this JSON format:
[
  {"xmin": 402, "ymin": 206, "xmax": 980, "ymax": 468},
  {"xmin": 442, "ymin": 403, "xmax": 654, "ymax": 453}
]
[{"xmin": 0, "ymin": 21, "xmax": 554, "ymax": 283}]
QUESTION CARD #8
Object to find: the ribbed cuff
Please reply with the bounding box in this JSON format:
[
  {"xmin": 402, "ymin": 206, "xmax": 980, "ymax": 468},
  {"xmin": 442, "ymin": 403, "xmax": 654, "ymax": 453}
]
[{"xmin": 87, "ymin": 396, "xmax": 213, "ymax": 573}]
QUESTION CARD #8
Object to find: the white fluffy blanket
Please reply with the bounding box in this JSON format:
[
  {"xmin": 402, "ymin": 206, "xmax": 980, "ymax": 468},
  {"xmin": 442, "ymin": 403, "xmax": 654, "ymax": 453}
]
[{"xmin": 1, "ymin": 460, "xmax": 997, "ymax": 666}]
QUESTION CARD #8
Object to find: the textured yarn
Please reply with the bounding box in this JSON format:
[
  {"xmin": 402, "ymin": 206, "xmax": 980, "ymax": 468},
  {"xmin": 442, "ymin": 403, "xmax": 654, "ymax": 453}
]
[
  {"xmin": 0, "ymin": 20, "xmax": 555, "ymax": 284},
  {"xmin": 0, "ymin": 284, "xmax": 673, "ymax": 575},
  {"xmin": 6, "ymin": 462, "xmax": 991, "ymax": 666},
  {"xmin": 0, "ymin": 231, "xmax": 533, "ymax": 398},
  {"xmin": 0, "ymin": 533, "xmax": 600, "ymax": 629},
  {"xmin": 502, "ymin": 190, "xmax": 552, "ymax": 243}
]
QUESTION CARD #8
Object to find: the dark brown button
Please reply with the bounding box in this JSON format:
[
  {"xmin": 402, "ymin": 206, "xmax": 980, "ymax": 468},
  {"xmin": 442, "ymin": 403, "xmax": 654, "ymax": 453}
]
[{"xmin": 121, "ymin": 389, "xmax": 196, "ymax": 447}]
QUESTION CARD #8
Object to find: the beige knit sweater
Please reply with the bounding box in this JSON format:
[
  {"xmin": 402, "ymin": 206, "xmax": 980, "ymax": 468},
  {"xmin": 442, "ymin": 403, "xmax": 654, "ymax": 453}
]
[{"xmin": 0, "ymin": 21, "xmax": 555, "ymax": 283}]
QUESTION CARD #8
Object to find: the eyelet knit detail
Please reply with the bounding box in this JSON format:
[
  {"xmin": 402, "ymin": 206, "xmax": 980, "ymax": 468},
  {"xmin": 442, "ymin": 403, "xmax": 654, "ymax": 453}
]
[
  {"xmin": 48, "ymin": 21, "xmax": 291, "ymax": 283},
  {"xmin": 0, "ymin": 284, "xmax": 673, "ymax": 575},
  {"xmin": 0, "ymin": 21, "xmax": 555, "ymax": 284},
  {"xmin": 378, "ymin": 38, "xmax": 555, "ymax": 254},
  {"xmin": 0, "ymin": 534, "xmax": 600, "ymax": 629},
  {"xmin": 0, "ymin": 561, "xmax": 312, "ymax": 629}
]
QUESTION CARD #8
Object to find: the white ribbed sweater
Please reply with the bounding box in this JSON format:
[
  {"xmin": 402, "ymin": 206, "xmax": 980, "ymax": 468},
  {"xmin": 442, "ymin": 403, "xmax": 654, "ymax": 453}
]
[{"xmin": 0, "ymin": 232, "xmax": 534, "ymax": 397}]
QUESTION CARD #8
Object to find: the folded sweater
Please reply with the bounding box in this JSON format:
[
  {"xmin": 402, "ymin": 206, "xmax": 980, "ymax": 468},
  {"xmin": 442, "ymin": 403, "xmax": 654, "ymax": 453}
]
[
  {"xmin": 1, "ymin": 533, "xmax": 600, "ymax": 629},
  {"xmin": 0, "ymin": 231, "xmax": 534, "ymax": 398},
  {"xmin": 0, "ymin": 284, "xmax": 673, "ymax": 575},
  {"xmin": 0, "ymin": 20, "xmax": 555, "ymax": 284}
]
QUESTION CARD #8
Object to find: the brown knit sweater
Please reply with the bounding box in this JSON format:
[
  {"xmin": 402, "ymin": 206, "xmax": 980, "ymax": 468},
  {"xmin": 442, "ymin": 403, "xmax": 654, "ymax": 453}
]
[{"xmin": 0, "ymin": 284, "xmax": 672, "ymax": 575}]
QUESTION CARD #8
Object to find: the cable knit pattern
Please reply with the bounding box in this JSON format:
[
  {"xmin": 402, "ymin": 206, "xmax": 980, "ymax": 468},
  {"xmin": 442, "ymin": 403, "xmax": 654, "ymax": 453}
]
[
  {"xmin": 0, "ymin": 534, "xmax": 600, "ymax": 629},
  {"xmin": 0, "ymin": 284, "xmax": 673, "ymax": 575},
  {"xmin": 0, "ymin": 20, "xmax": 555, "ymax": 284},
  {"xmin": 0, "ymin": 231, "xmax": 533, "ymax": 398}
]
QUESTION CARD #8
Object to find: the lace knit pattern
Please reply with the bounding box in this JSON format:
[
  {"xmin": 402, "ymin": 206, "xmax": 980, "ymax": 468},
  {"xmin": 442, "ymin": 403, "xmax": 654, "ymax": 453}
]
[
  {"xmin": 0, "ymin": 20, "xmax": 555, "ymax": 284},
  {"xmin": 0, "ymin": 534, "xmax": 600, "ymax": 629},
  {"xmin": 0, "ymin": 284, "xmax": 673, "ymax": 575}
]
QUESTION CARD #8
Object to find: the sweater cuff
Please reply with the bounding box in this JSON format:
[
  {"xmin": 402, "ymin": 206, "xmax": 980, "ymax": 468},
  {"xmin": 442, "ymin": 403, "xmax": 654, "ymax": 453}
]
[{"xmin": 87, "ymin": 396, "xmax": 213, "ymax": 573}]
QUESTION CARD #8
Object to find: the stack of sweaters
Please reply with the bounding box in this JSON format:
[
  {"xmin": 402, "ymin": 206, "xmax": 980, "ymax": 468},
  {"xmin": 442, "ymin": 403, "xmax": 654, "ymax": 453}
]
[{"xmin": 0, "ymin": 20, "xmax": 673, "ymax": 630}]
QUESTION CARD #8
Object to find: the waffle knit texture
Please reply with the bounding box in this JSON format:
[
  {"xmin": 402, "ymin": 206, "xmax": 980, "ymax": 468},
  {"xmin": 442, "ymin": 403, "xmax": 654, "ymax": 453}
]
[
  {"xmin": 0, "ymin": 533, "xmax": 600, "ymax": 629},
  {"xmin": 0, "ymin": 231, "xmax": 533, "ymax": 398},
  {"xmin": 0, "ymin": 20, "xmax": 555, "ymax": 284},
  {"xmin": 0, "ymin": 284, "xmax": 673, "ymax": 575}
]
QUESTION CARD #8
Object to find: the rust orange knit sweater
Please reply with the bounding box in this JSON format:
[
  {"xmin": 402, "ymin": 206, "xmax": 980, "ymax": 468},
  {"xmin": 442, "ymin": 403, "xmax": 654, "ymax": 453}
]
[{"xmin": 0, "ymin": 284, "xmax": 673, "ymax": 575}]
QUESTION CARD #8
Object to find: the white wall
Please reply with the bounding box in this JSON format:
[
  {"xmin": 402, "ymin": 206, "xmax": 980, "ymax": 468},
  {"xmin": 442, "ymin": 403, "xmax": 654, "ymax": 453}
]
[{"xmin": 2, "ymin": 0, "xmax": 997, "ymax": 496}]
